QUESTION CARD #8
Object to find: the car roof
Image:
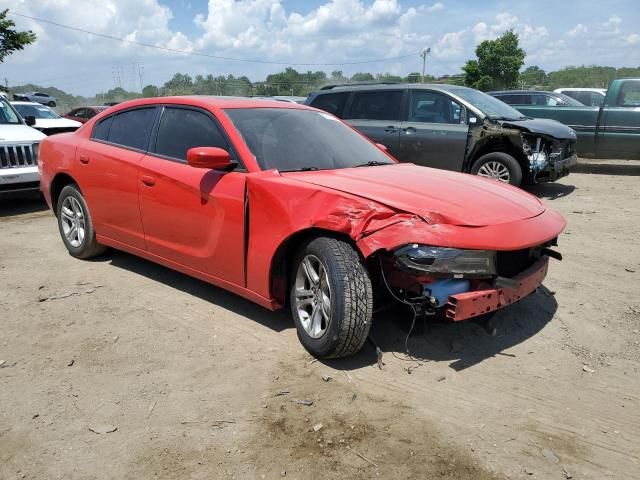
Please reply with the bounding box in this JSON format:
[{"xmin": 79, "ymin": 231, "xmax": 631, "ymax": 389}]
[
  {"xmin": 11, "ymin": 101, "xmax": 45, "ymax": 106},
  {"xmin": 102, "ymin": 95, "xmax": 317, "ymax": 113},
  {"xmin": 312, "ymin": 83, "xmax": 475, "ymax": 94},
  {"xmin": 488, "ymin": 90, "xmax": 558, "ymax": 95}
]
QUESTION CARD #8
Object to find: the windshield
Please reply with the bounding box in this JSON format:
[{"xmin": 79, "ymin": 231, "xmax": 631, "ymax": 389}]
[
  {"xmin": 14, "ymin": 103, "xmax": 60, "ymax": 119},
  {"xmin": 0, "ymin": 98, "xmax": 21, "ymax": 124},
  {"xmin": 556, "ymin": 93, "xmax": 585, "ymax": 106},
  {"xmin": 225, "ymin": 108, "xmax": 395, "ymax": 171},
  {"xmin": 448, "ymin": 88, "xmax": 526, "ymax": 120}
]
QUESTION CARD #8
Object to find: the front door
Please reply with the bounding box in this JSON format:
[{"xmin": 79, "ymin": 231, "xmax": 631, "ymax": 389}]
[
  {"xmin": 138, "ymin": 106, "xmax": 246, "ymax": 286},
  {"xmin": 343, "ymin": 89, "xmax": 404, "ymax": 157},
  {"xmin": 397, "ymin": 90, "xmax": 469, "ymax": 171}
]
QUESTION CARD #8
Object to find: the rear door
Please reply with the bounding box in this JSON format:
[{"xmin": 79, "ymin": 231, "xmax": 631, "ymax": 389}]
[
  {"xmin": 342, "ymin": 89, "xmax": 404, "ymax": 156},
  {"xmin": 74, "ymin": 107, "xmax": 158, "ymax": 249},
  {"xmin": 138, "ymin": 105, "xmax": 246, "ymax": 286},
  {"xmin": 396, "ymin": 89, "xmax": 468, "ymax": 171}
]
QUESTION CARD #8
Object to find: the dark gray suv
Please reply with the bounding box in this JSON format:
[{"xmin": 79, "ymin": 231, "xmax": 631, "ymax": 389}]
[{"xmin": 306, "ymin": 83, "xmax": 577, "ymax": 185}]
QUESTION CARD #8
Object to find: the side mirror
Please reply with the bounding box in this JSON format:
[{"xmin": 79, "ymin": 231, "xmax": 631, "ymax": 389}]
[
  {"xmin": 186, "ymin": 147, "xmax": 234, "ymax": 170},
  {"xmin": 375, "ymin": 143, "xmax": 388, "ymax": 151},
  {"xmin": 25, "ymin": 115, "xmax": 36, "ymax": 126}
]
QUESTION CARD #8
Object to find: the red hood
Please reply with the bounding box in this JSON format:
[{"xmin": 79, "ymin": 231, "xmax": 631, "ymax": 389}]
[{"xmin": 283, "ymin": 164, "xmax": 545, "ymax": 227}]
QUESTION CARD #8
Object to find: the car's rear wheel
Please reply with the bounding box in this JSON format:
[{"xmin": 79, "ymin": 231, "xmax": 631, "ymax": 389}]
[
  {"xmin": 56, "ymin": 184, "xmax": 105, "ymax": 259},
  {"xmin": 471, "ymin": 152, "xmax": 523, "ymax": 186},
  {"xmin": 289, "ymin": 237, "xmax": 373, "ymax": 358}
]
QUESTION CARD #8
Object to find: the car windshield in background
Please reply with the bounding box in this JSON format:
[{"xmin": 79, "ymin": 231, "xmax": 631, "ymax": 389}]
[
  {"xmin": 14, "ymin": 104, "xmax": 60, "ymax": 119},
  {"xmin": 225, "ymin": 108, "xmax": 395, "ymax": 172},
  {"xmin": 556, "ymin": 93, "xmax": 585, "ymax": 106},
  {"xmin": 0, "ymin": 99, "xmax": 21, "ymax": 124},
  {"xmin": 449, "ymin": 88, "xmax": 527, "ymax": 121}
]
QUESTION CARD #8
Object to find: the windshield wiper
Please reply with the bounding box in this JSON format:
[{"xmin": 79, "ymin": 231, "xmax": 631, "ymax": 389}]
[
  {"xmin": 279, "ymin": 166, "xmax": 319, "ymax": 172},
  {"xmin": 353, "ymin": 161, "xmax": 389, "ymax": 168}
]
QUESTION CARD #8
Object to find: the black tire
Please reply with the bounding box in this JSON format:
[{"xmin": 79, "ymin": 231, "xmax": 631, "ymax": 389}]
[
  {"xmin": 289, "ymin": 237, "xmax": 373, "ymax": 359},
  {"xmin": 471, "ymin": 152, "xmax": 523, "ymax": 186},
  {"xmin": 56, "ymin": 184, "xmax": 105, "ymax": 259},
  {"xmin": 47, "ymin": 101, "xmax": 56, "ymax": 107}
]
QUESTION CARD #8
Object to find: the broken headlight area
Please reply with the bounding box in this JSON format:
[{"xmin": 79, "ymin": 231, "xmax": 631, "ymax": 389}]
[
  {"xmin": 393, "ymin": 245, "xmax": 496, "ymax": 277},
  {"xmin": 522, "ymin": 136, "xmax": 550, "ymax": 173},
  {"xmin": 382, "ymin": 242, "xmax": 560, "ymax": 316}
]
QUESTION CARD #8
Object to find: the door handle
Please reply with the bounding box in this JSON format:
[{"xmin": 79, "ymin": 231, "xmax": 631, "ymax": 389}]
[
  {"xmin": 384, "ymin": 126, "xmax": 398, "ymax": 133},
  {"xmin": 403, "ymin": 127, "xmax": 416, "ymax": 134},
  {"xmin": 141, "ymin": 175, "xmax": 156, "ymax": 187},
  {"xmin": 78, "ymin": 154, "xmax": 89, "ymax": 164}
]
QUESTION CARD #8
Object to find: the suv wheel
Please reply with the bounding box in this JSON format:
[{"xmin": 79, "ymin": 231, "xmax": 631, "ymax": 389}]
[
  {"xmin": 290, "ymin": 237, "xmax": 373, "ymax": 358},
  {"xmin": 471, "ymin": 152, "xmax": 523, "ymax": 186}
]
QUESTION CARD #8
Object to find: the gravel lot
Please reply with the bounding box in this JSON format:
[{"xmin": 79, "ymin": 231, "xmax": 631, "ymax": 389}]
[{"xmin": 1, "ymin": 167, "xmax": 639, "ymax": 480}]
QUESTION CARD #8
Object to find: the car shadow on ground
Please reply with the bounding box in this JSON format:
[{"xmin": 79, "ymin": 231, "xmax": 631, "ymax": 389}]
[
  {"xmin": 0, "ymin": 194, "xmax": 48, "ymax": 217},
  {"xmin": 104, "ymin": 249, "xmax": 291, "ymax": 332},
  {"xmin": 525, "ymin": 182, "xmax": 576, "ymax": 201},
  {"xmin": 99, "ymin": 250, "xmax": 557, "ymax": 371},
  {"xmin": 324, "ymin": 286, "xmax": 558, "ymax": 372}
]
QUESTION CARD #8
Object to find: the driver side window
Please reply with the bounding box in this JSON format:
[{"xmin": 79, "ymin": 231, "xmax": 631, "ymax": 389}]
[{"xmin": 409, "ymin": 91, "xmax": 463, "ymax": 124}]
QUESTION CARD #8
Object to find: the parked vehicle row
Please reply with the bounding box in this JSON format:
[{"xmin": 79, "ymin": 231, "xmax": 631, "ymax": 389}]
[
  {"xmin": 488, "ymin": 79, "xmax": 640, "ymax": 159},
  {"xmin": 38, "ymin": 96, "xmax": 566, "ymax": 358},
  {"xmin": 306, "ymin": 83, "xmax": 577, "ymax": 185}
]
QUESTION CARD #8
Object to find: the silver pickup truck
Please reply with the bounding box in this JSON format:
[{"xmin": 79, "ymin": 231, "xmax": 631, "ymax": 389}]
[{"xmin": 0, "ymin": 96, "xmax": 46, "ymax": 195}]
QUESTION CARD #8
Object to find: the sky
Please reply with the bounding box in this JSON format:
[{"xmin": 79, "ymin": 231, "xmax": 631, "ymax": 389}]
[{"xmin": 1, "ymin": 0, "xmax": 639, "ymax": 96}]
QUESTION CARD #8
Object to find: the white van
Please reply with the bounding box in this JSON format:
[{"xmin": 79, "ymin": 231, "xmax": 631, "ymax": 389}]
[{"xmin": 553, "ymin": 88, "xmax": 607, "ymax": 106}]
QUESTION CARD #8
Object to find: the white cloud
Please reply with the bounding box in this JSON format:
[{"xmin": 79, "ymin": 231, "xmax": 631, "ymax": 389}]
[
  {"xmin": 626, "ymin": 33, "xmax": 640, "ymax": 45},
  {"xmin": 425, "ymin": 2, "xmax": 445, "ymax": 12},
  {"xmin": 568, "ymin": 24, "xmax": 587, "ymax": 37}
]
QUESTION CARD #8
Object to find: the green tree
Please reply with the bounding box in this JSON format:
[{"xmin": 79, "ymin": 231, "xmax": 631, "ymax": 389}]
[
  {"xmin": 162, "ymin": 73, "xmax": 194, "ymax": 95},
  {"xmin": 520, "ymin": 65, "xmax": 546, "ymax": 86},
  {"xmin": 142, "ymin": 84, "xmax": 159, "ymax": 97},
  {"xmin": 350, "ymin": 72, "xmax": 375, "ymax": 82},
  {"xmin": 0, "ymin": 9, "xmax": 37, "ymax": 63},
  {"xmin": 463, "ymin": 30, "xmax": 525, "ymax": 91}
]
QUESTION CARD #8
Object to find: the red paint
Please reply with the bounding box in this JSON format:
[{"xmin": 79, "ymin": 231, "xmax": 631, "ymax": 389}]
[
  {"xmin": 445, "ymin": 257, "xmax": 549, "ymax": 321},
  {"xmin": 40, "ymin": 96, "xmax": 566, "ymax": 313}
]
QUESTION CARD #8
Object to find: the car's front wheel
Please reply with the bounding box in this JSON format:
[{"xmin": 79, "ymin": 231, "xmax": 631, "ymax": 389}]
[
  {"xmin": 471, "ymin": 152, "xmax": 523, "ymax": 186},
  {"xmin": 47, "ymin": 101, "xmax": 56, "ymax": 107},
  {"xmin": 289, "ymin": 237, "xmax": 373, "ymax": 358},
  {"xmin": 56, "ymin": 184, "xmax": 105, "ymax": 259}
]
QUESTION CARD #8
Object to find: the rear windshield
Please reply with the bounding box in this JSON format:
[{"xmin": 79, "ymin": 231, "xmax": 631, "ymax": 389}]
[
  {"xmin": 449, "ymin": 88, "xmax": 527, "ymax": 121},
  {"xmin": 224, "ymin": 108, "xmax": 394, "ymax": 171}
]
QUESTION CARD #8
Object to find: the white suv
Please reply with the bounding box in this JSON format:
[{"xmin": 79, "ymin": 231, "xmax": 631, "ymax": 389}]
[{"xmin": 0, "ymin": 97, "xmax": 46, "ymax": 194}]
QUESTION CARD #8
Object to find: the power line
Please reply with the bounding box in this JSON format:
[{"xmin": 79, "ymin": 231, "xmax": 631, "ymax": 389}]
[{"xmin": 10, "ymin": 11, "xmax": 422, "ymax": 67}]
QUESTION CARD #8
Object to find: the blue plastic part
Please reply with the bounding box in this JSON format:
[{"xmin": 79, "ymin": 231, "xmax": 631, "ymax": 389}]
[{"xmin": 423, "ymin": 279, "xmax": 471, "ymax": 307}]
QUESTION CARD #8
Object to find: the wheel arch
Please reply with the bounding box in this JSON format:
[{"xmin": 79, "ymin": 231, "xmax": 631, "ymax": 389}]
[
  {"xmin": 50, "ymin": 172, "xmax": 80, "ymax": 215},
  {"xmin": 467, "ymin": 135, "xmax": 528, "ymax": 173},
  {"xmin": 269, "ymin": 227, "xmax": 359, "ymax": 307}
]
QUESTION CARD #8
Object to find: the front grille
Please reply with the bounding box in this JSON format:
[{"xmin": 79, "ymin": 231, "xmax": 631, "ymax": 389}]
[
  {"xmin": 0, "ymin": 144, "xmax": 36, "ymax": 169},
  {"xmin": 496, "ymin": 248, "xmax": 535, "ymax": 278}
]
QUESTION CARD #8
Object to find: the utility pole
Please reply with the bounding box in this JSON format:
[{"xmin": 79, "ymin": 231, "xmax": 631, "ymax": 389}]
[
  {"xmin": 133, "ymin": 62, "xmax": 144, "ymax": 92},
  {"xmin": 420, "ymin": 47, "xmax": 431, "ymax": 83}
]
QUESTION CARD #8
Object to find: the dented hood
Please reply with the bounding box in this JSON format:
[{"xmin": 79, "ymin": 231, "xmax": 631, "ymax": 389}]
[
  {"xmin": 499, "ymin": 118, "xmax": 577, "ymax": 141},
  {"xmin": 283, "ymin": 164, "xmax": 545, "ymax": 227}
]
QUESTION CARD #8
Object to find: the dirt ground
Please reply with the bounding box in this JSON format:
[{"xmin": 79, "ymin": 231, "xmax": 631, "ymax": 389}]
[{"xmin": 1, "ymin": 166, "xmax": 639, "ymax": 480}]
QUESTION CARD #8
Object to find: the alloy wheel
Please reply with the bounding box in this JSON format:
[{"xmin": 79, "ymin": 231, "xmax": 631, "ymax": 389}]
[
  {"xmin": 60, "ymin": 196, "xmax": 86, "ymax": 248},
  {"xmin": 294, "ymin": 254, "xmax": 332, "ymax": 339},
  {"xmin": 477, "ymin": 161, "xmax": 511, "ymax": 183}
]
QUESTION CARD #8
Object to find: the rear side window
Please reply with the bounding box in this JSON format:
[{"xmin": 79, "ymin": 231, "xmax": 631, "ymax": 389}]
[
  {"xmin": 154, "ymin": 107, "xmax": 229, "ymax": 161},
  {"xmin": 346, "ymin": 90, "xmax": 403, "ymax": 121},
  {"xmin": 106, "ymin": 108, "xmax": 157, "ymax": 150},
  {"xmin": 309, "ymin": 92, "xmax": 349, "ymax": 117},
  {"xmin": 92, "ymin": 116, "xmax": 113, "ymax": 141}
]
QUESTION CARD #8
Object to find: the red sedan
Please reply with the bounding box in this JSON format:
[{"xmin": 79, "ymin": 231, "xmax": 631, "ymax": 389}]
[
  {"xmin": 39, "ymin": 97, "xmax": 565, "ymax": 358},
  {"xmin": 63, "ymin": 106, "xmax": 109, "ymax": 124}
]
